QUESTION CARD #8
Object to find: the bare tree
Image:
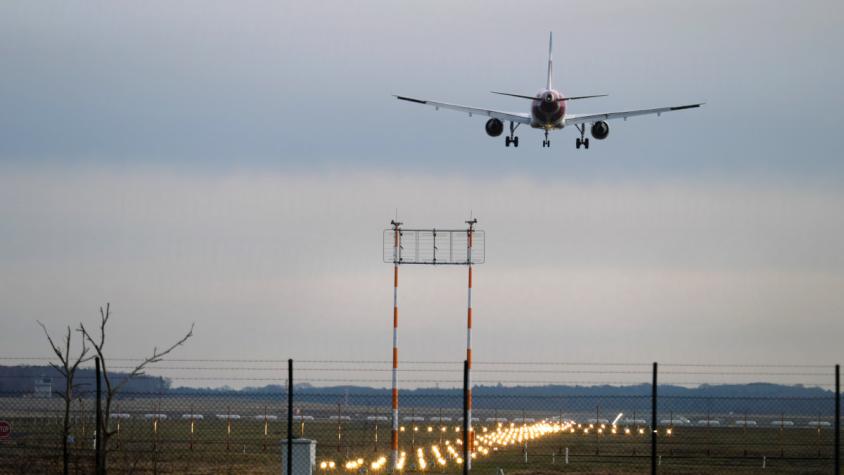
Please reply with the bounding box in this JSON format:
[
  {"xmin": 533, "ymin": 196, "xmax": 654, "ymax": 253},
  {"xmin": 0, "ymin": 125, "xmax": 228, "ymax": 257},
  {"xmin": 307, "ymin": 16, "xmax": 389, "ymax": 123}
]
[
  {"xmin": 38, "ymin": 321, "xmax": 92, "ymax": 475},
  {"xmin": 79, "ymin": 303, "xmax": 194, "ymax": 473}
]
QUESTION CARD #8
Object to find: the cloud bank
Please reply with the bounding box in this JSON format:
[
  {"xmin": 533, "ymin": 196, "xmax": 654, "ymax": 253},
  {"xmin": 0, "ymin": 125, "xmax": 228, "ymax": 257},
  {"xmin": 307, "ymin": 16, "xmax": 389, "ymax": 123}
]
[{"xmin": 2, "ymin": 168, "xmax": 842, "ymax": 384}]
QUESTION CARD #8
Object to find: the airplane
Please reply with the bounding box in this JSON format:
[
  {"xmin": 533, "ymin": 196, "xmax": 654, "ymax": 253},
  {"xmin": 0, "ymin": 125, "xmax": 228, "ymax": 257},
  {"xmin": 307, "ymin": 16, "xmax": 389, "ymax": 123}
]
[{"xmin": 395, "ymin": 33, "xmax": 703, "ymax": 149}]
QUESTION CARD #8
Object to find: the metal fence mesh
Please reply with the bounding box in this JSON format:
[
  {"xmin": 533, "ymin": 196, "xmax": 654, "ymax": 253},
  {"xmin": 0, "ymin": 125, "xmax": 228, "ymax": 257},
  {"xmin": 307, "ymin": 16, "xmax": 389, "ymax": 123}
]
[{"xmin": 0, "ymin": 359, "xmax": 839, "ymax": 474}]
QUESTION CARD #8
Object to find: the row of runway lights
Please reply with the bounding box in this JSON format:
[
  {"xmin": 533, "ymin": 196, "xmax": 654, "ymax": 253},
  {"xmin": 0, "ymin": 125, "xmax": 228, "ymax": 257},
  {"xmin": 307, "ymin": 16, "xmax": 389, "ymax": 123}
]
[{"xmin": 319, "ymin": 421, "xmax": 674, "ymax": 472}]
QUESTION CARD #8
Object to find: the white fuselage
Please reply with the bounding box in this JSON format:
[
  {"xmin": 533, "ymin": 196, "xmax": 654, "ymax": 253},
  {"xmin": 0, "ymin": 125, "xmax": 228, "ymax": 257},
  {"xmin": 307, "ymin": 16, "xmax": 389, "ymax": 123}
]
[{"xmin": 530, "ymin": 89, "xmax": 566, "ymax": 129}]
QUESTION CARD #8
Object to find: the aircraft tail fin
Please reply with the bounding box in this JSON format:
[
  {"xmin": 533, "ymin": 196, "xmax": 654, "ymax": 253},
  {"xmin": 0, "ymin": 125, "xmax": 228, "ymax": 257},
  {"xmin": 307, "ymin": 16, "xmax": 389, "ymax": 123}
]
[{"xmin": 546, "ymin": 32, "xmax": 553, "ymax": 90}]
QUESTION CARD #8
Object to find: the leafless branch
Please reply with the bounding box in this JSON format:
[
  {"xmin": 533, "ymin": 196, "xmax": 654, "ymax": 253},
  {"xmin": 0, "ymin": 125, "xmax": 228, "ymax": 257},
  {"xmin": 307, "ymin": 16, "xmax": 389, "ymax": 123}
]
[
  {"xmin": 38, "ymin": 321, "xmax": 68, "ymax": 366},
  {"xmin": 38, "ymin": 321, "xmax": 92, "ymax": 376},
  {"xmin": 79, "ymin": 304, "xmax": 114, "ymax": 405},
  {"xmin": 38, "ymin": 319, "xmax": 91, "ymax": 475},
  {"xmin": 78, "ymin": 302, "xmax": 195, "ymax": 449},
  {"xmin": 113, "ymin": 322, "xmax": 194, "ymax": 393}
]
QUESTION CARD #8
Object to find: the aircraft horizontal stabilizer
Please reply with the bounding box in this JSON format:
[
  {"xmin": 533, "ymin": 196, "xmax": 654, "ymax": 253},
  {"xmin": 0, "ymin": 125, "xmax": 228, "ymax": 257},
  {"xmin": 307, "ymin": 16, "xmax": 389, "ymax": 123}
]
[{"xmin": 491, "ymin": 92, "xmax": 608, "ymax": 101}]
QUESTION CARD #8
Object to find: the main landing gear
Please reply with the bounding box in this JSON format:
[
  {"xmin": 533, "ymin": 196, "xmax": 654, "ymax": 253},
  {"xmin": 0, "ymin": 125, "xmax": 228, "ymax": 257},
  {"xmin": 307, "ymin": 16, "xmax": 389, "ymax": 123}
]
[
  {"xmin": 542, "ymin": 129, "xmax": 551, "ymax": 148},
  {"xmin": 575, "ymin": 124, "xmax": 590, "ymax": 149},
  {"xmin": 504, "ymin": 121, "xmax": 520, "ymax": 147}
]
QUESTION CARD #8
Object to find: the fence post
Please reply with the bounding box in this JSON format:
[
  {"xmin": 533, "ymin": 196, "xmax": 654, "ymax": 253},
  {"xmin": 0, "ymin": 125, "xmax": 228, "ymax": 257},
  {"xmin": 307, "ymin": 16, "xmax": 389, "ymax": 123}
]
[
  {"xmin": 95, "ymin": 356, "xmax": 102, "ymax": 475},
  {"xmin": 463, "ymin": 359, "xmax": 470, "ymax": 475},
  {"xmin": 835, "ymin": 364, "xmax": 840, "ymax": 475},
  {"xmin": 651, "ymin": 362, "xmax": 658, "ymax": 475},
  {"xmin": 288, "ymin": 358, "xmax": 293, "ymax": 475}
]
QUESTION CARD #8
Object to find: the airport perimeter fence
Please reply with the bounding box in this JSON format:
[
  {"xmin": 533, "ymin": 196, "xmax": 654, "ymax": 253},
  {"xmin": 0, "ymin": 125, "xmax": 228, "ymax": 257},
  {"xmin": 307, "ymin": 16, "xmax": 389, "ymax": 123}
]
[{"xmin": 0, "ymin": 358, "xmax": 840, "ymax": 474}]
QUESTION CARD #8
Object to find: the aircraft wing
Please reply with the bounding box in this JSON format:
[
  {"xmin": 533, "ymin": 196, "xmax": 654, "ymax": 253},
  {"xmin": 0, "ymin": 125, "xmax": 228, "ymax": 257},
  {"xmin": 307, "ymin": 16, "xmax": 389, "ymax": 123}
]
[
  {"xmin": 564, "ymin": 103, "xmax": 703, "ymax": 126},
  {"xmin": 395, "ymin": 95, "xmax": 532, "ymax": 124}
]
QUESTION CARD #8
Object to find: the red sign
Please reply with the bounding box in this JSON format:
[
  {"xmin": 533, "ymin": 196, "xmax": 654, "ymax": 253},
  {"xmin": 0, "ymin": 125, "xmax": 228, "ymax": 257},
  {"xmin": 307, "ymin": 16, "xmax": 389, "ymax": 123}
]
[{"xmin": 0, "ymin": 421, "xmax": 10, "ymax": 440}]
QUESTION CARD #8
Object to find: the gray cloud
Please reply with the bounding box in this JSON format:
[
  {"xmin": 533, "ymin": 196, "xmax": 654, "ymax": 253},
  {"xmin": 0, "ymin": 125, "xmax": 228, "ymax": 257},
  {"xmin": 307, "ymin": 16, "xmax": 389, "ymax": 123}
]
[
  {"xmin": 1, "ymin": 0, "xmax": 842, "ymax": 178},
  {"xmin": 2, "ymin": 169, "xmax": 842, "ymax": 386}
]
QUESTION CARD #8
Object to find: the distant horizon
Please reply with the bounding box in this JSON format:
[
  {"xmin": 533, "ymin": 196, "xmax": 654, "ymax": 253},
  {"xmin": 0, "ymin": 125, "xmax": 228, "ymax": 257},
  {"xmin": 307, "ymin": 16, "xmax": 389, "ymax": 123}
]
[{"xmin": 1, "ymin": 361, "xmax": 836, "ymax": 392}]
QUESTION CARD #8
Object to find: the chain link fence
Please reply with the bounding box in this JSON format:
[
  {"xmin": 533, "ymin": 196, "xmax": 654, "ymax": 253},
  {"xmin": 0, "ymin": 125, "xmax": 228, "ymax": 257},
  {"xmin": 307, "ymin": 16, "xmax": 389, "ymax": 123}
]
[{"xmin": 0, "ymin": 359, "xmax": 839, "ymax": 474}]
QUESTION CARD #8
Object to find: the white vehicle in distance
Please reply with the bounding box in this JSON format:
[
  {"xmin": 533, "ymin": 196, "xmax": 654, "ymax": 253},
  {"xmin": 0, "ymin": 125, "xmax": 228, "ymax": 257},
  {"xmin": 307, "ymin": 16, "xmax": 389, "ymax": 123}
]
[
  {"xmin": 254, "ymin": 415, "xmax": 278, "ymax": 421},
  {"xmin": 216, "ymin": 414, "xmax": 241, "ymax": 420},
  {"xmin": 807, "ymin": 421, "xmax": 831, "ymax": 428},
  {"xmin": 734, "ymin": 420, "xmax": 757, "ymax": 427},
  {"xmin": 696, "ymin": 419, "xmax": 721, "ymax": 426}
]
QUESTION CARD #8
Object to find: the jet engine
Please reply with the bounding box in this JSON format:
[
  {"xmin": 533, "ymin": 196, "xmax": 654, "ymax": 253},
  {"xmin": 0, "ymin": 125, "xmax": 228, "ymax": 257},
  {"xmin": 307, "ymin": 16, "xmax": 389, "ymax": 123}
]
[
  {"xmin": 590, "ymin": 121, "xmax": 609, "ymax": 140},
  {"xmin": 485, "ymin": 118, "xmax": 504, "ymax": 137}
]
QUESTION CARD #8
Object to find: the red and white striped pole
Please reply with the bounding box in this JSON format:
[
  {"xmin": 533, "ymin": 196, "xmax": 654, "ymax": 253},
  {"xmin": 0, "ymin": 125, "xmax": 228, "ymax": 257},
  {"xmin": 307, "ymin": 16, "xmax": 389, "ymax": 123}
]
[
  {"xmin": 390, "ymin": 220, "xmax": 402, "ymax": 472},
  {"xmin": 465, "ymin": 218, "xmax": 477, "ymax": 469}
]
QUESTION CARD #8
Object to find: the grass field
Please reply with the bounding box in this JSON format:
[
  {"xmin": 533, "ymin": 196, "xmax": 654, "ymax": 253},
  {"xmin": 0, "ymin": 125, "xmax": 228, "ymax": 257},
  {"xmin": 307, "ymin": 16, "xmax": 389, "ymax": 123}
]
[{"xmin": 0, "ymin": 395, "xmax": 837, "ymax": 474}]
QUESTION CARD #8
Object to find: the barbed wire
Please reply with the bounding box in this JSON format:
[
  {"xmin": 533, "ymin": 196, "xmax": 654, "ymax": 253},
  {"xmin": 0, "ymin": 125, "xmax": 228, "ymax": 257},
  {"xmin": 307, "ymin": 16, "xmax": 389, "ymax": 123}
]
[{"xmin": 0, "ymin": 357, "xmax": 835, "ymax": 369}]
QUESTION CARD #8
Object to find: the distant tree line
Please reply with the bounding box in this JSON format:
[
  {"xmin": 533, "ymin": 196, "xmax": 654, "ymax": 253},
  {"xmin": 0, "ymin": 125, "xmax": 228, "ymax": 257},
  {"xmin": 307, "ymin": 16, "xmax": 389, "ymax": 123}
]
[
  {"xmin": 5, "ymin": 367, "xmax": 834, "ymax": 414},
  {"xmin": 169, "ymin": 382, "xmax": 837, "ymax": 416},
  {"xmin": 0, "ymin": 365, "xmax": 171, "ymax": 394}
]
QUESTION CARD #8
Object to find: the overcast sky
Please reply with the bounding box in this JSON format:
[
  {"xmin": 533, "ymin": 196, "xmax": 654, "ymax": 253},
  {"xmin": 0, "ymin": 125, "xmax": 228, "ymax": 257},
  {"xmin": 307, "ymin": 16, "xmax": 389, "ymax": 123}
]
[{"xmin": 1, "ymin": 1, "xmax": 843, "ymax": 387}]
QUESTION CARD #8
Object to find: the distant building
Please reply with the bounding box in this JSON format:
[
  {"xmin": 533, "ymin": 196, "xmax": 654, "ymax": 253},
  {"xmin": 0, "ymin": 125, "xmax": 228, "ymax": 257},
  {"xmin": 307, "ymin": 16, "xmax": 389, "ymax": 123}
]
[{"xmin": 33, "ymin": 376, "xmax": 52, "ymax": 398}]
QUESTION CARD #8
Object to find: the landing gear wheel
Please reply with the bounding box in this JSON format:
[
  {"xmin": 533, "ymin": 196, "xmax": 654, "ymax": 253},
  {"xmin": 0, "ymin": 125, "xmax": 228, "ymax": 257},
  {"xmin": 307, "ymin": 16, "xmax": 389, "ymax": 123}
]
[
  {"xmin": 504, "ymin": 121, "xmax": 520, "ymax": 148},
  {"xmin": 575, "ymin": 124, "xmax": 589, "ymax": 149}
]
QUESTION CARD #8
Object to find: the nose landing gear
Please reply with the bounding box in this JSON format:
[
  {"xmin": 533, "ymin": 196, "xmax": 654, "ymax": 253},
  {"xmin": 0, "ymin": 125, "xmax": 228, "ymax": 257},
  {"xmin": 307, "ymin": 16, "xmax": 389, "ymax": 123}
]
[
  {"xmin": 575, "ymin": 124, "xmax": 590, "ymax": 149},
  {"xmin": 504, "ymin": 121, "xmax": 520, "ymax": 147},
  {"xmin": 542, "ymin": 129, "xmax": 551, "ymax": 148}
]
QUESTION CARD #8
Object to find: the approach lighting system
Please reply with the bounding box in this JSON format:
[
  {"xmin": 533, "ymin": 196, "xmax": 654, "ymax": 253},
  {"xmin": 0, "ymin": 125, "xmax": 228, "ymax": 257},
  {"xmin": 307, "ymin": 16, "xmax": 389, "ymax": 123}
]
[
  {"xmin": 383, "ymin": 228, "xmax": 485, "ymax": 265},
  {"xmin": 383, "ymin": 218, "xmax": 485, "ymax": 471}
]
